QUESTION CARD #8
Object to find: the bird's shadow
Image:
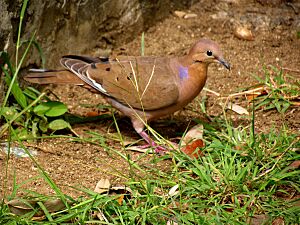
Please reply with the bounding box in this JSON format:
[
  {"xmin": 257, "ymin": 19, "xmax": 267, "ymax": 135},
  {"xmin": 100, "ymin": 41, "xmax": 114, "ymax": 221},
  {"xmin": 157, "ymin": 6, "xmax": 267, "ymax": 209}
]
[{"xmin": 62, "ymin": 112, "xmax": 197, "ymax": 141}]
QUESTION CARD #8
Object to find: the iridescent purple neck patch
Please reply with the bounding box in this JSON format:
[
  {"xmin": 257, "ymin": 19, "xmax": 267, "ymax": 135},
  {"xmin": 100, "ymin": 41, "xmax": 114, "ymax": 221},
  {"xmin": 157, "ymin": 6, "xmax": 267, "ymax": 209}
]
[{"xmin": 179, "ymin": 65, "xmax": 188, "ymax": 80}]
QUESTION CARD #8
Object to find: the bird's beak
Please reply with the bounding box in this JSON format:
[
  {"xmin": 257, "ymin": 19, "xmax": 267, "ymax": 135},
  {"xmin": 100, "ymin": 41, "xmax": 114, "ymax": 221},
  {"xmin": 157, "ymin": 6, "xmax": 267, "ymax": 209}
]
[{"xmin": 217, "ymin": 58, "xmax": 231, "ymax": 70}]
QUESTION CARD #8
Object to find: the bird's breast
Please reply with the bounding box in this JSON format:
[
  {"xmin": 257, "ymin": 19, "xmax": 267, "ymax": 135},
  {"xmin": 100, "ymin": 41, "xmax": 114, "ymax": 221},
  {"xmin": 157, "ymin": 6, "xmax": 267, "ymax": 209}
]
[{"xmin": 179, "ymin": 63, "xmax": 207, "ymax": 101}]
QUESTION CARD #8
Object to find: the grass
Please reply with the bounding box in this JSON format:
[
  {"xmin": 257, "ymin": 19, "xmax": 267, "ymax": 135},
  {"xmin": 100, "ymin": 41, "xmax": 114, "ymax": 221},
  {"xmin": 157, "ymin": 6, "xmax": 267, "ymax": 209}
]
[
  {"xmin": 0, "ymin": 0, "xmax": 75, "ymax": 140},
  {"xmin": 1, "ymin": 84, "xmax": 299, "ymax": 224},
  {"xmin": 1, "ymin": 116, "xmax": 299, "ymax": 224},
  {"xmin": 253, "ymin": 65, "xmax": 300, "ymax": 113}
]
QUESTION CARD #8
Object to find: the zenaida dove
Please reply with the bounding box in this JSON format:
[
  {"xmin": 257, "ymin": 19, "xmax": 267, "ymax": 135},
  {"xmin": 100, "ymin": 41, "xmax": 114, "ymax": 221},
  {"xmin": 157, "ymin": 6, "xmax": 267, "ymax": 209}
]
[{"xmin": 25, "ymin": 39, "xmax": 230, "ymax": 153}]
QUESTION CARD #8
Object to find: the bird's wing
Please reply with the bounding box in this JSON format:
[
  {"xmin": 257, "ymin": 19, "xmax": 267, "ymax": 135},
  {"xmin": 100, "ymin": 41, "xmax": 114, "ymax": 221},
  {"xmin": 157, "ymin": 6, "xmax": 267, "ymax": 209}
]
[{"xmin": 62, "ymin": 55, "xmax": 181, "ymax": 110}]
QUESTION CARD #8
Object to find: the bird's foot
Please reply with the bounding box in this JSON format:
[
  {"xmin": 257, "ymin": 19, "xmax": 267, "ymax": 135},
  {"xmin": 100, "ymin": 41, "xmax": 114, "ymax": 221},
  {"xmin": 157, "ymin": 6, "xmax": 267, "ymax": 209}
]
[
  {"xmin": 137, "ymin": 143, "xmax": 167, "ymax": 154},
  {"xmin": 137, "ymin": 131, "xmax": 169, "ymax": 154}
]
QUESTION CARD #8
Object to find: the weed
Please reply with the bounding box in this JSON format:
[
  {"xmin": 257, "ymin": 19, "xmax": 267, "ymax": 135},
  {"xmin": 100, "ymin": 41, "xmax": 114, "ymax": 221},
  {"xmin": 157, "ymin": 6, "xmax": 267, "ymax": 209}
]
[
  {"xmin": 0, "ymin": 2, "xmax": 71, "ymax": 139},
  {"xmin": 253, "ymin": 65, "xmax": 300, "ymax": 113}
]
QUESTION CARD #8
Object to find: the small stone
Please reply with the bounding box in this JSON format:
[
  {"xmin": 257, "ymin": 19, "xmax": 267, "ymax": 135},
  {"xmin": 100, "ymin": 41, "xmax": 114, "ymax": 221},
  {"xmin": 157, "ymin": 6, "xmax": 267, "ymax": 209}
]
[
  {"xmin": 222, "ymin": 0, "xmax": 240, "ymax": 3},
  {"xmin": 211, "ymin": 11, "xmax": 228, "ymax": 20},
  {"xmin": 234, "ymin": 26, "xmax": 254, "ymax": 41},
  {"xmin": 174, "ymin": 10, "xmax": 186, "ymax": 18},
  {"xmin": 184, "ymin": 13, "xmax": 197, "ymax": 19}
]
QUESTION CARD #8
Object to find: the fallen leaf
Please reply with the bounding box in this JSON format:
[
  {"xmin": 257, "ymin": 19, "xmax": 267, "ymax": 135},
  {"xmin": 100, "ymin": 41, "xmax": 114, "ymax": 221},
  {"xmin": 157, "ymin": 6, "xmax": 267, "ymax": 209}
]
[
  {"xmin": 226, "ymin": 102, "xmax": 249, "ymax": 115},
  {"xmin": 272, "ymin": 217, "xmax": 285, "ymax": 225},
  {"xmin": 248, "ymin": 214, "xmax": 270, "ymax": 225},
  {"xmin": 181, "ymin": 139, "xmax": 205, "ymax": 159},
  {"xmin": 168, "ymin": 184, "xmax": 179, "ymax": 197},
  {"xmin": 167, "ymin": 219, "xmax": 179, "ymax": 225},
  {"xmin": 7, "ymin": 198, "xmax": 68, "ymax": 218},
  {"xmin": 245, "ymin": 86, "xmax": 268, "ymax": 101},
  {"xmin": 95, "ymin": 210, "xmax": 108, "ymax": 222},
  {"xmin": 182, "ymin": 124, "xmax": 204, "ymax": 145},
  {"xmin": 43, "ymin": 199, "xmax": 65, "ymax": 212},
  {"xmin": 86, "ymin": 111, "xmax": 100, "ymax": 117},
  {"xmin": 31, "ymin": 215, "xmax": 46, "ymax": 221},
  {"xmin": 234, "ymin": 143, "xmax": 249, "ymax": 156},
  {"xmin": 287, "ymin": 160, "xmax": 300, "ymax": 169},
  {"xmin": 117, "ymin": 195, "xmax": 124, "ymax": 205},
  {"xmin": 7, "ymin": 199, "xmax": 37, "ymax": 216},
  {"xmin": 94, "ymin": 179, "xmax": 111, "ymax": 194}
]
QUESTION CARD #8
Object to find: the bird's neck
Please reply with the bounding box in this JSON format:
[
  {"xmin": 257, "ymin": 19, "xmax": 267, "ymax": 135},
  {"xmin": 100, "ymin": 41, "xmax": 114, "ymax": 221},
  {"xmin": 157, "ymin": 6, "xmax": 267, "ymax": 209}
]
[{"xmin": 176, "ymin": 56, "xmax": 208, "ymax": 105}]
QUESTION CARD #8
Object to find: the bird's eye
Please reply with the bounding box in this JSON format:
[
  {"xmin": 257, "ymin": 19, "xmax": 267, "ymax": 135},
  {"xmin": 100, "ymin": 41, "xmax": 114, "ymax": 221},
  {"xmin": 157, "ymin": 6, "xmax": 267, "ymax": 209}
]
[{"xmin": 206, "ymin": 50, "xmax": 213, "ymax": 56}]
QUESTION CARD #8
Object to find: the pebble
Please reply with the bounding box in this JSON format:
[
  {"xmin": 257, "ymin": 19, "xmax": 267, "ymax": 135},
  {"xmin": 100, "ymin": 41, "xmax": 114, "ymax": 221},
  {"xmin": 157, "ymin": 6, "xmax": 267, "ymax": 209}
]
[
  {"xmin": 174, "ymin": 11, "xmax": 186, "ymax": 18},
  {"xmin": 211, "ymin": 11, "xmax": 228, "ymax": 20},
  {"xmin": 174, "ymin": 11, "xmax": 197, "ymax": 19},
  {"xmin": 184, "ymin": 13, "xmax": 197, "ymax": 19}
]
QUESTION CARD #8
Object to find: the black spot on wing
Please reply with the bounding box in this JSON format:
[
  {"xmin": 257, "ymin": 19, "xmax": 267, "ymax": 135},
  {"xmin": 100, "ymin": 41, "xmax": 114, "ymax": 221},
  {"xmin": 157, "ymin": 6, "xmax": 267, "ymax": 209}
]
[
  {"xmin": 99, "ymin": 57, "xmax": 109, "ymax": 62},
  {"xmin": 62, "ymin": 55, "xmax": 101, "ymax": 63}
]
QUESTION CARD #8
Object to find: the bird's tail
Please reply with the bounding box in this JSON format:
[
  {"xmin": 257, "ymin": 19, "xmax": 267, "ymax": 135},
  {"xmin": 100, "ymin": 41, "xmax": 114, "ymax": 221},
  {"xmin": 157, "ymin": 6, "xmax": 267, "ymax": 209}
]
[{"xmin": 24, "ymin": 69, "xmax": 84, "ymax": 85}]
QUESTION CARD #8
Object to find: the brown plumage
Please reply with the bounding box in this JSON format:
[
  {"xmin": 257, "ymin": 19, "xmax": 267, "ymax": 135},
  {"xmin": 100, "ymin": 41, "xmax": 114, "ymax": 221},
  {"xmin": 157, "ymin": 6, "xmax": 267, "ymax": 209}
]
[{"xmin": 25, "ymin": 39, "xmax": 230, "ymax": 153}]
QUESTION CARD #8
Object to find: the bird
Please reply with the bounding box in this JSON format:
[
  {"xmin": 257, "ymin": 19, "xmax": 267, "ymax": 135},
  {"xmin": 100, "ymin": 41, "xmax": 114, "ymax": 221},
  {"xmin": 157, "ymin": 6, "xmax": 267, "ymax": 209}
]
[{"xmin": 25, "ymin": 39, "xmax": 230, "ymax": 153}]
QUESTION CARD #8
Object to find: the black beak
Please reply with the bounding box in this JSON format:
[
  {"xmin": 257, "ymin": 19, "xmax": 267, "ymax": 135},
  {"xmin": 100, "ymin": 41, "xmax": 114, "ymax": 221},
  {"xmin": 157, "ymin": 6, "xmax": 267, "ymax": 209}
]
[{"xmin": 218, "ymin": 58, "xmax": 231, "ymax": 70}]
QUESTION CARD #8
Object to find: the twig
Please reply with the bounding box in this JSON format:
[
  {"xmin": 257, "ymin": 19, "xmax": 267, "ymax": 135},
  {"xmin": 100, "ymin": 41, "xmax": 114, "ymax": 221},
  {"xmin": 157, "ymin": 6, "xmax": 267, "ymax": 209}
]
[
  {"xmin": 203, "ymin": 87, "xmax": 221, "ymax": 97},
  {"xmin": 282, "ymin": 67, "xmax": 300, "ymax": 74},
  {"xmin": 141, "ymin": 63, "xmax": 156, "ymax": 99}
]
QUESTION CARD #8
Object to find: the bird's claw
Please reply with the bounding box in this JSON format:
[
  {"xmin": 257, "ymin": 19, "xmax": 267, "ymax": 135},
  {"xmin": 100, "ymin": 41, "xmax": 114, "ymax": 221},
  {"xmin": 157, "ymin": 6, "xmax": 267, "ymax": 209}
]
[{"xmin": 137, "ymin": 143, "xmax": 167, "ymax": 155}]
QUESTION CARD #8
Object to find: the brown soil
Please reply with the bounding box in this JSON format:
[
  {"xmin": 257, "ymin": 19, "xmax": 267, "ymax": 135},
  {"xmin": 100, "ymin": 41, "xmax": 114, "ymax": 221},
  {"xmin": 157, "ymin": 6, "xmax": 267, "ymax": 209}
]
[{"xmin": 1, "ymin": 0, "xmax": 300, "ymax": 198}]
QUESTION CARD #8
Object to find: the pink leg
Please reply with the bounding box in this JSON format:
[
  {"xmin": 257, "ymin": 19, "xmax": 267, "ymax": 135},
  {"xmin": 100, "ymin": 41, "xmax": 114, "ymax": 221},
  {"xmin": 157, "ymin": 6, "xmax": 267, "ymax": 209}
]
[{"xmin": 138, "ymin": 131, "xmax": 166, "ymax": 154}]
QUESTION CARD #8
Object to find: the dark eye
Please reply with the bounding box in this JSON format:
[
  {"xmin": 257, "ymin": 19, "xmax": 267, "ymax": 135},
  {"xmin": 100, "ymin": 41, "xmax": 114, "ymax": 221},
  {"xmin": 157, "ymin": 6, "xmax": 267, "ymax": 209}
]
[{"xmin": 206, "ymin": 50, "xmax": 213, "ymax": 56}]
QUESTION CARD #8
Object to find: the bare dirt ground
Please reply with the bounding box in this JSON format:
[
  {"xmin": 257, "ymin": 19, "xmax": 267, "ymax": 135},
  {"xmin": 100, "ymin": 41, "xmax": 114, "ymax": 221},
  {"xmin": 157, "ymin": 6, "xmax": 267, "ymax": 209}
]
[{"xmin": 1, "ymin": 0, "xmax": 300, "ymax": 198}]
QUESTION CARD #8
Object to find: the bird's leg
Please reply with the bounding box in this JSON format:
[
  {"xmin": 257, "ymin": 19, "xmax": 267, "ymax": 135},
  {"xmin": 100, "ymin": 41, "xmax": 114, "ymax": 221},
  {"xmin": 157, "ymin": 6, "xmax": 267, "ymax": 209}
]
[{"xmin": 138, "ymin": 130, "xmax": 166, "ymax": 154}]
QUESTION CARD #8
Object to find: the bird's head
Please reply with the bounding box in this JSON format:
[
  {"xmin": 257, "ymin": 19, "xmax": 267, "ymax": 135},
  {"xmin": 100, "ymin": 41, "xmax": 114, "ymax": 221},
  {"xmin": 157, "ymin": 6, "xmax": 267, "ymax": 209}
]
[{"xmin": 188, "ymin": 39, "xmax": 230, "ymax": 70}]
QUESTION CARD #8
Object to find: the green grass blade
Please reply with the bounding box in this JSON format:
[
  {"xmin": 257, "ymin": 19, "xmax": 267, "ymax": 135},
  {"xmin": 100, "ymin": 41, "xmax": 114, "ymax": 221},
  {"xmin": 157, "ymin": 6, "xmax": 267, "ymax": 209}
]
[
  {"xmin": 15, "ymin": 0, "xmax": 29, "ymax": 66},
  {"xmin": 141, "ymin": 32, "xmax": 145, "ymax": 56}
]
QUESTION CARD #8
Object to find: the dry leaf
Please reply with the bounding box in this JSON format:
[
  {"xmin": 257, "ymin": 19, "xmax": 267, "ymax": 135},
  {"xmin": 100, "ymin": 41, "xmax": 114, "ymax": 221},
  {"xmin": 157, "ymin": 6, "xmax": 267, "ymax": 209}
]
[
  {"xmin": 182, "ymin": 124, "xmax": 204, "ymax": 145},
  {"xmin": 272, "ymin": 217, "xmax": 285, "ymax": 225},
  {"xmin": 31, "ymin": 215, "xmax": 46, "ymax": 221},
  {"xmin": 234, "ymin": 26, "xmax": 254, "ymax": 41},
  {"xmin": 226, "ymin": 103, "xmax": 249, "ymax": 115},
  {"xmin": 245, "ymin": 86, "xmax": 268, "ymax": 101},
  {"xmin": 117, "ymin": 195, "xmax": 124, "ymax": 205},
  {"xmin": 168, "ymin": 184, "xmax": 179, "ymax": 197},
  {"xmin": 95, "ymin": 210, "xmax": 108, "ymax": 222},
  {"xmin": 181, "ymin": 139, "xmax": 205, "ymax": 159},
  {"xmin": 86, "ymin": 111, "xmax": 100, "ymax": 117},
  {"xmin": 287, "ymin": 160, "xmax": 300, "ymax": 169},
  {"xmin": 43, "ymin": 199, "xmax": 65, "ymax": 212},
  {"xmin": 7, "ymin": 199, "xmax": 38, "ymax": 216},
  {"xmin": 167, "ymin": 219, "xmax": 179, "ymax": 225},
  {"xmin": 7, "ymin": 198, "xmax": 67, "ymax": 217},
  {"xmin": 94, "ymin": 179, "xmax": 111, "ymax": 194},
  {"xmin": 248, "ymin": 214, "xmax": 270, "ymax": 225}
]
